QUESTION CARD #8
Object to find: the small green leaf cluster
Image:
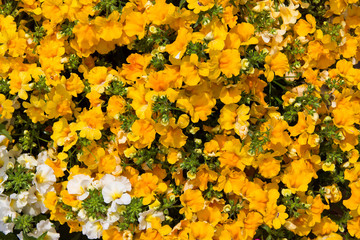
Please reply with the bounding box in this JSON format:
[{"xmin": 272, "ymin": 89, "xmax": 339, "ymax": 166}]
[
  {"xmin": 4, "ymin": 164, "xmax": 34, "ymax": 194},
  {"xmin": 118, "ymin": 198, "xmax": 145, "ymax": 232},
  {"xmin": 82, "ymin": 188, "xmax": 109, "ymax": 220}
]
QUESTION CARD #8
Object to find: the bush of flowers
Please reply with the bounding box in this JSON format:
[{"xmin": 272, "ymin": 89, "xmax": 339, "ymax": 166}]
[{"xmin": 2, "ymin": 0, "xmax": 360, "ymax": 239}]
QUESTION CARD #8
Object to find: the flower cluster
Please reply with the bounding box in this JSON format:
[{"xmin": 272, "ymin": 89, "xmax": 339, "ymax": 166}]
[{"xmin": 1, "ymin": 0, "xmax": 360, "ymax": 239}]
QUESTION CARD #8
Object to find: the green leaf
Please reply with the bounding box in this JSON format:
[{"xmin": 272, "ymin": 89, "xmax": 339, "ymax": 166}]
[{"xmin": 0, "ymin": 123, "xmax": 12, "ymax": 141}]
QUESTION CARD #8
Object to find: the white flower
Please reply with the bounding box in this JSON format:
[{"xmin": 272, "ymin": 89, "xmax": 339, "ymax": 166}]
[
  {"xmin": 0, "ymin": 170, "xmax": 8, "ymax": 194},
  {"xmin": 23, "ymin": 186, "xmax": 49, "ymax": 215},
  {"xmin": 82, "ymin": 221, "xmax": 103, "ymax": 239},
  {"xmin": 101, "ymin": 174, "xmax": 131, "ymax": 204},
  {"xmin": 0, "ymin": 196, "xmax": 16, "ymax": 219},
  {"xmin": 17, "ymin": 154, "xmax": 37, "ymax": 169},
  {"xmin": 0, "ymin": 220, "xmax": 14, "ymax": 235},
  {"xmin": 33, "ymin": 164, "xmax": 56, "ymax": 194},
  {"xmin": 138, "ymin": 209, "xmax": 165, "ymax": 230},
  {"xmin": 67, "ymin": 174, "xmax": 93, "ymax": 200},
  {"xmin": 28, "ymin": 220, "xmax": 60, "ymax": 240},
  {"xmin": 10, "ymin": 191, "xmax": 29, "ymax": 212},
  {"xmin": 0, "ymin": 146, "xmax": 10, "ymax": 169},
  {"xmin": 37, "ymin": 150, "xmax": 50, "ymax": 165}
]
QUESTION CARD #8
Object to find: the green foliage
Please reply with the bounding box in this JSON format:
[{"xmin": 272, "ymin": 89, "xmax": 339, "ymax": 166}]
[
  {"xmin": 106, "ymin": 79, "xmax": 127, "ymax": 96},
  {"xmin": 13, "ymin": 215, "xmax": 34, "ymax": 234},
  {"xmin": 4, "ymin": 165, "xmax": 34, "ymax": 194},
  {"xmin": 82, "ymin": 189, "xmax": 109, "ymax": 220},
  {"xmin": 32, "ymin": 75, "xmax": 50, "ymax": 94},
  {"xmin": 118, "ymin": 198, "xmax": 145, "ymax": 232}
]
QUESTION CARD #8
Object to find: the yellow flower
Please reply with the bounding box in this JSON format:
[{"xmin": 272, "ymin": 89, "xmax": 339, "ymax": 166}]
[
  {"xmin": 146, "ymin": 70, "xmax": 173, "ymax": 92},
  {"xmin": 281, "ymin": 159, "xmax": 316, "ymax": 193},
  {"xmin": 146, "ymin": 0, "xmax": 175, "ymax": 25},
  {"xmin": 51, "ymin": 118, "xmax": 78, "ymax": 152},
  {"xmin": 155, "ymin": 118, "xmax": 188, "ymax": 148},
  {"xmin": 0, "ymin": 94, "xmax": 14, "ymax": 120},
  {"xmin": 41, "ymin": 0, "xmax": 68, "ymax": 23},
  {"xmin": 9, "ymin": 70, "xmax": 32, "ymax": 100},
  {"xmin": 329, "ymin": 0, "xmax": 347, "ymax": 15},
  {"xmin": 166, "ymin": 27, "xmax": 192, "ymax": 60},
  {"xmin": 179, "ymin": 189, "xmax": 205, "ymax": 219},
  {"xmin": 78, "ymin": 143, "xmax": 105, "ymax": 170},
  {"xmin": 64, "ymin": 73, "xmax": 84, "ymax": 97},
  {"xmin": 218, "ymin": 104, "xmax": 238, "ymax": 130},
  {"xmin": 128, "ymin": 119, "xmax": 156, "ymax": 149},
  {"xmin": 230, "ymin": 22, "xmax": 258, "ymax": 46},
  {"xmin": 94, "ymin": 11, "xmax": 122, "ymax": 42},
  {"xmin": 121, "ymin": 53, "xmax": 152, "ymax": 82},
  {"xmin": 123, "ymin": 11, "xmax": 147, "ymax": 39},
  {"xmin": 312, "ymin": 216, "xmax": 338, "ymax": 236},
  {"xmin": 244, "ymin": 211, "xmax": 263, "ymax": 238},
  {"xmin": 76, "ymin": 107, "xmax": 105, "ymax": 140},
  {"xmin": 134, "ymin": 173, "xmax": 163, "ymax": 205},
  {"xmin": 71, "ymin": 20, "xmax": 99, "ymax": 57},
  {"xmin": 348, "ymin": 216, "xmax": 360, "ymax": 238},
  {"xmin": 294, "ymin": 14, "xmax": 316, "ymax": 37},
  {"xmin": 23, "ymin": 96, "xmax": 47, "ymax": 123},
  {"xmin": 86, "ymin": 66, "xmax": 114, "ymax": 94},
  {"xmin": 264, "ymin": 52, "xmax": 290, "ymax": 82},
  {"xmin": 107, "ymin": 95, "xmax": 126, "ymax": 119},
  {"xmin": 214, "ymin": 167, "xmax": 247, "ymax": 195},
  {"xmin": 257, "ymin": 152, "xmax": 281, "ymax": 178},
  {"xmin": 86, "ymin": 90, "xmax": 103, "ymax": 108},
  {"xmin": 193, "ymin": 164, "xmax": 218, "ymax": 191},
  {"xmin": 279, "ymin": 1, "xmax": 301, "ymax": 26},
  {"xmin": 218, "ymin": 49, "xmax": 241, "ymax": 78},
  {"xmin": 307, "ymin": 194, "xmax": 330, "ymax": 226},
  {"xmin": 98, "ymin": 153, "xmax": 117, "ymax": 174},
  {"xmin": 187, "ymin": 0, "xmax": 214, "ymax": 14},
  {"xmin": 180, "ymin": 54, "xmax": 209, "ymax": 86},
  {"xmin": 343, "ymin": 181, "xmax": 360, "ymax": 213},
  {"xmin": 189, "ymin": 221, "xmax": 214, "ymax": 240},
  {"xmin": 45, "ymin": 84, "xmax": 73, "ymax": 119}
]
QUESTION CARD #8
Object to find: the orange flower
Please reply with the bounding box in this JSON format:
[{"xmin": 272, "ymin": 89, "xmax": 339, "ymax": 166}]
[
  {"xmin": 294, "ymin": 14, "xmax": 316, "ymax": 37},
  {"xmin": 127, "ymin": 119, "xmax": 156, "ymax": 149},
  {"xmin": 264, "ymin": 52, "xmax": 290, "ymax": 82},
  {"xmin": 189, "ymin": 221, "xmax": 214, "ymax": 240},
  {"xmin": 107, "ymin": 95, "xmax": 126, "ymax": 119},
  {"xmin": 180, "ymin": 189, "xmax": 205, "ymax": 219},
  {"xmin": 166, "ymin": 27, "xmax": 192, "ymax": 60},
  {"xmin": 281, "ymin": 159, "xmax": 316, "ymax": 193},
  {"xmin": 187, "ymin": 0, "xmax": 214, "ymax": 13},
  {"xmin": 94, "ymin": 11, "xmax": 122, "ymax": 42},
  {"xmin": 121, "ymin": 53, "xmax": 152, "ymax": 81},
  {"xmin": 124, "ymin": 11, "xmax": 147, "ymax": 39},
  {"xmin": 193, "ymin": 164, "xmax": 218, "ymax": 191},
  {"xmin": 76, "ymin": 107, "xmax": 105, "ymax": 140},
  {"xmin": 155, "ymin": 118, "xmax": 188, "ymax": 148},
  {"xmin": 218, "ymin": 49, "xmax": 241, "ymax": 78}
]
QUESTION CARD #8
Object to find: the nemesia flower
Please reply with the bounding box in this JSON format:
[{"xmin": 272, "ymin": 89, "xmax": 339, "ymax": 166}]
[
  {"xmin": 264, "ymin": 51, "xmax": 290, "ymax": 82},
  {"xmin": 138, "ymin": 209, "xmax": 165, "ymax": 230},
  {"xmin": 27, "ymin": 220, "xmax": 60, "ymax": 240},
  {"xmin": 0, "ymin": 94, "xmax": 14, "ymax": 120},
  {"xmin": 17, "ymin": 153, "xmax": 37, "ymax": 169},
  {"xmin": 101, "ymin": 174, "xmax": 132, "ymax": 206},
  {"xmin": 179, "ymin": 189, "xmax": 205, "ymax": 219},
  {"xmin": 76, "ymin": 107, "xmax": 105, "ymax": 141},
  {"xmin": 34, "ymin": 164, "xmax": 56, "ymax": 194},
  {"xmin": 187, "ymin": 0, "xmax": 214, "ymax": 14},
  {"xmin": 82, "ymin": 221, "xmax": 103, "ymax": 240},
  {"xmin": 67, "ymin": 174, "xmax": 93, "ymax": 200}
]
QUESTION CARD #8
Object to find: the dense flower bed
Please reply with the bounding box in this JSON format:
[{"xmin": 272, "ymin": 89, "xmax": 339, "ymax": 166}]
[{"xmin": 1, "ymin": 0, "xmax": 360, "ymax": 239}]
